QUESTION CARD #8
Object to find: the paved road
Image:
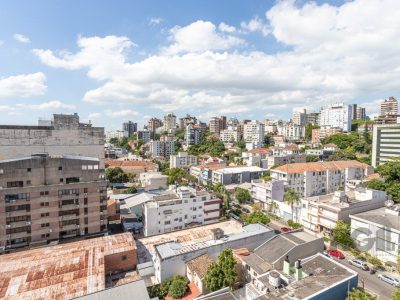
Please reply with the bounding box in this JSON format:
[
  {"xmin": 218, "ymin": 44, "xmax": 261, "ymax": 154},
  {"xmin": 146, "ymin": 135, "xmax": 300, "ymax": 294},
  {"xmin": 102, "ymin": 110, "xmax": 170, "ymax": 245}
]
[
  {"xmin": 267, "ymin": 219, "xmax": 396, "ymax": 299},
  {"xmin": 336, "ymin": 259, "xmax": 394, "ymax": 300}
]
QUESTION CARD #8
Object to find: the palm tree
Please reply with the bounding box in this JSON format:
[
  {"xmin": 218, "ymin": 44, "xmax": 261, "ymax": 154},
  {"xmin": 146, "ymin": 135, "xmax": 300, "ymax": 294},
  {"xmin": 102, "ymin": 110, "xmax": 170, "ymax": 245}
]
[{"xmin": 283, "ymin": 188, "xmax": 301, "ymax": 222}]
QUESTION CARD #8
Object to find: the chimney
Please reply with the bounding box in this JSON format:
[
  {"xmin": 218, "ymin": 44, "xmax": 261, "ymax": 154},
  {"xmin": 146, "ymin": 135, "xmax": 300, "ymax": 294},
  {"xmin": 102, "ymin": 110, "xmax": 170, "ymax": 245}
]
[
  {"xmin": 283, "ymin": 255, "xmax": 291, "ymax": 275},
  {"xmin": 294, "ymin": 259, "xmax": 303, "ymax": 281}
]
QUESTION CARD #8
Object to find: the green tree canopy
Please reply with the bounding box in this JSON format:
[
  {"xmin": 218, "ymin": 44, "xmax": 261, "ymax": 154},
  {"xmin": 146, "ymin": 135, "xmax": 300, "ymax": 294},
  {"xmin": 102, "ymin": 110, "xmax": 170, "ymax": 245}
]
[
  {"xmin": 347, "ymin": 288, "xmax": 377, "ymax": 300},
  {"xmin": 393, "ymin": 288, "xmax": 400, "ymax": 300},
  {"xmin": 123, "ymin": 186, "xmax": 137, "ymax": 194},
  {"xmin": 332, "ymin": 220, "xmax": 354, "ymax": 248},
  {"xmin": 168, "ymin": 275, "xmax": 189, "ymax": 299},
  {"xmin": 105, "ymin": 167, "xmax": 129, "ymax": 183},
  {"xmin": 306, "ymin": 154, "xmax": 319, "ymax": 162},
  {"xmin": 188, "ymin": 133, "xmax": 226, "ymax": 157},
  {"xmin": 235, "ymin": 188, "xmax": 251, "ymax": 204},
  {"xmin": 205, "ymin": 249, "xmax": 237, "ymax": 292},
  {"xmin": 163, "ymin": 168, "xmax": 188, "ymax": 185},
  {"xmin": 245, "ymin": 211, "xmax": 270, "ymax": 225}
]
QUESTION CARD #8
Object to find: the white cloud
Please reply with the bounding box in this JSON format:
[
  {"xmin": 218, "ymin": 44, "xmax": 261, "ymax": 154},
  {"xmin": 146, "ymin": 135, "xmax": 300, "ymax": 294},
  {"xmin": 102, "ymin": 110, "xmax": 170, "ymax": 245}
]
[
  {"xmin": 21, "ymin": 100, "xmax": 75, "ymax": 110},
  {"xmin": 163, "ymin": 20, "xmax": 244, "ymax": 54},
  {"xmin": 33, "ymin": 1, "xmax": 400, "ymax": 118},
  {"xmin": 88, "ymin": 112, "xmax": 102, "ymax": 119},
  {"xmin": 241, "ymin": 16, "xmax": 270, "ymax": 36},
  {"xmin": 105, "ymin": 109, "xmax": 139, "ymax": 118},
  {"xmin": 149, "ymin": 18, "xmax": 163, "ymax": 25},
  {"xmin": 218, "ymin": 22, "xmax": 236, "ymax": 33},
  {"xmin": 13, "ymin": 33, "xmax": 30, "ymax": 43},
  {"xmin": 0, "ymin": 72, "xmax": 47, "ymax": 98}
]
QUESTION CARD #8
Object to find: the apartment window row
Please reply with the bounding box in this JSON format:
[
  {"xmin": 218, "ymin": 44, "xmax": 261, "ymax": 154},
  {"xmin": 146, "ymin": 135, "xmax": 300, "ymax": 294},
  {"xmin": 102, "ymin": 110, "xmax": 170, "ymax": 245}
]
[
  {"xmin": 40, "ymin": 191, "xmax": 50, "ymax": 196},
  {"xmin": 6, "ymin": 215, "xmax": 30, "ymax": 223},
  {"xmin": 5, "ymin": 193, "xmax": 30, "ymax": 201},
  {"xmin": 7, "ymin": 181, "xmax": 24, "ymax": 188},
  {"xmin": 58, "ymin": 189, "xmax": 79, "ymax": 197},
  {"xmin": 5, "ymin": 204, "xmax": 30, "ymax": 212},
  {"xmin": 82, "ymin": 165, "xmax": 99, "ymax": 170},
  {"xmin": 6, "ymin": 226, "xmax": 31, "ymax": 234}
]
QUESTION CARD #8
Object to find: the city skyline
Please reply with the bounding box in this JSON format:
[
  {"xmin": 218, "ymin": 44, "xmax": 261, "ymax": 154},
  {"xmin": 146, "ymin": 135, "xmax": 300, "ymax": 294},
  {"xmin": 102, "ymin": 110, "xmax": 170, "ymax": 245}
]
[{"xmin": 0, "ymin": 0, "xmax": 399, "ymax": 130}]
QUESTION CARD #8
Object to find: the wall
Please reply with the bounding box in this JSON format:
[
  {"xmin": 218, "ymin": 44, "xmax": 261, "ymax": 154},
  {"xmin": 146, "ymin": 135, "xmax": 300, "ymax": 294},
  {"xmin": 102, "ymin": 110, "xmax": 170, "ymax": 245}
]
[{"xmin": 104, "ymin": 249, "xmax": 137, "ymax": 274}]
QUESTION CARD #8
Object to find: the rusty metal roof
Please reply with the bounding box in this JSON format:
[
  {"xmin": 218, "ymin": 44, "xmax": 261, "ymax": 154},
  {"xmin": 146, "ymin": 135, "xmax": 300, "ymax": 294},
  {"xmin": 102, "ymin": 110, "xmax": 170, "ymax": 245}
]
[{"xmin": 0, "ymin": 233, "xmax": 136, "ymax": 300}]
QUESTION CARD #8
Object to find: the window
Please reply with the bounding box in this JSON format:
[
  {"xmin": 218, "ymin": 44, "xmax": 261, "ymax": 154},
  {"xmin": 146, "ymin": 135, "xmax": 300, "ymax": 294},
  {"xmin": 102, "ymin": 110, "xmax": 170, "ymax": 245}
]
[
  {"xmin": 60, "ymin": 178, "xmax": 64, "ymax": 183},
  {"xmin": 84, "ymin": 198, "xmax": 88, "ymax": 205},
  {"xmin": 41, "ymin": 212, "xmax": 50, "ymax": 217},
  {"xmin": 26, "ymin": 180, "xmax": 31, "ymax": 185},
  {"xmin": 184, "ymin": 215, "xmax": 187, "ymax": 219},
  {"xmin": 84, "ymin": 188, "xmax": 88, "ymax": 193},
  {"xmin": 41, "ymin": 233, "xmax": 50, "ymax": 239},
  {"xmin": 0, "ymin": 169, "xmax": 3, "ymax": 174},
  {"xmin": 40, "ymin": 202, "xmax": 49, "ymax": 207},
  {"xmin": 202, "ymin": 196, "xmax": 207, "ymax": 201},
  {"xmin": 7, "ymin": 181, "xmax": 23, "ymax": 188},
  {"xmin": 165, "ymin": 221, "xmax": 171, "ymax": 225},
  {"xmin": 84, "ymin": 208, "xmax": 88, "ymax": 214},
  {"xmin": 121, "ymin": 255, "xmax": 127, "ymax": 261},
  {"xmin": 27, "ymin": 168, "xmax": 31, "ymax": 172},
  {"xmin": 41, "ymin": 223, "xmax": 50, "ymax": 228},
  {"xmin": 40, "ymin": 191, "xmax": 49, "ymax": 196}
]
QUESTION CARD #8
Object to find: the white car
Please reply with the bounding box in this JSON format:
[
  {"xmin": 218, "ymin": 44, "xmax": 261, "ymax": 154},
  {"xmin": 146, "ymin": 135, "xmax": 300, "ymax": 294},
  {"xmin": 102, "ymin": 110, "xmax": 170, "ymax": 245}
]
[
  {"xmin": 378, "ymin": 274, "xmax": 400, "ymax": 287},
  {"xmin": 348, "ymin": 259, "xmax": 369, "ymax": 271}
]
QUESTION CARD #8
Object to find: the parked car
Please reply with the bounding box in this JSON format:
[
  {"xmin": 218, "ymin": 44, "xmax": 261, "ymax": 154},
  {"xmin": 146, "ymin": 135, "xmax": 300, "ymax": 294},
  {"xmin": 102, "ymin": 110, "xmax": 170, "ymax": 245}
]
[
  {"xmin": 242, "ymin": 208, "xmax": 250, "ymax": 214},
  {"xmin": 327, "ymin": 249, "xmax": 345, "ymax": 259},
  {"xmin": 280, "ymin": 227, "xmax": 292, "ymax": 233},
  {"xmin": 232, "ymin": 203, "xmax": 241, "ymax": 209},
  {"xmin": 348, "ymin": 259, "xmax": 369, "ymax": 271},
  {"xmin": 378, "ymin": 274, "xmax": 400, "ymax": 287}
]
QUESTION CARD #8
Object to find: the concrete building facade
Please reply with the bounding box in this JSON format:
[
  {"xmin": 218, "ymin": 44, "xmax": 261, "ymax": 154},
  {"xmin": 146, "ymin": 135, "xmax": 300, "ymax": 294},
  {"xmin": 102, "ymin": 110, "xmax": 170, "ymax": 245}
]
[
  {"xmin": 320, "ymin": 103, "xmax": 352, "ymax": 132},
  {"xmin": 170, "ymin": 152, "xmax": 198, "ymax": 168},
  {"xmin": 372, "ymin": 123, "xmax": 400, "ymax": 167},
  {"xmin": 0, "ymin": 114, "xmax": 105, "ymax": 168},
  {"xmin": 243, "ymin": 120, "xmax": 265, "ymax": 150},
  {"xmin": 0, "ymin": 154, "xmax": 107, "ymax": 251},
  {"xmin": 212, "ymin": 166, "xmax": 265, "ymax": 185}
]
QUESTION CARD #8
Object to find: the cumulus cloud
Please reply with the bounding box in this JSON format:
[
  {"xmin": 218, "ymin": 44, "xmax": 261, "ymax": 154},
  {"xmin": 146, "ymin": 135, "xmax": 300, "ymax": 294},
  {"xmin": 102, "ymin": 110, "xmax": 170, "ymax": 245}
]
[
  {"xmin": 0, "ymin": 72, "xmax": 47, "ymax": 98},
  {"xmin": 218, "ymin": 22, "xmax": 236, "ymax": 33},
  {"xmin": 240, "ymin": 16, "xmax": 270, "ymax": 36},
  {"xmin": 32, "ymin": 0, "xmax": 400, "ymax": 118},
  {"xmin": 163, "ymin": 20, "xmax": 244, "ymax": 54},
  {"xmin": 13, "ymin": 33, "xmax": 30, "ymax": 43}
]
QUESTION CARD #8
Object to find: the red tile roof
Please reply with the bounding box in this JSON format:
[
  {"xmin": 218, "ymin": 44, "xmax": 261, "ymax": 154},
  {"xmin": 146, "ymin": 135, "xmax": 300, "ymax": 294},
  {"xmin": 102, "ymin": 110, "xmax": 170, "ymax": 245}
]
[{"xmin": 274, "ymin": 160, "xmax": 370, "ymax": 174}]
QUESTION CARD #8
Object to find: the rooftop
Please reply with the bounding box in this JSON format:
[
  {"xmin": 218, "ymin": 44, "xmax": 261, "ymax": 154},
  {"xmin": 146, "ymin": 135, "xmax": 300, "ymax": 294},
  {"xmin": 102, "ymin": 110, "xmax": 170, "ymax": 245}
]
[
  {"xmin": 137, "ymin": 220, "xmax": 271, "ymax": 263},
  {"xmin": 105, "ymin": 159, "xmax": 157, "ymax": 169},
  {"xmin": 351, "ymin": 206, "xmax": 400, "ymax": 232},
  {"xmin": 215, "ymin": 166, "xmax": 265, "ymax": 174},
  {"xmin": 274, "ymin": 160, "xmax": 369, "ymax": 174},
  {"xmin": 0, "ymin": 233, "xmax": 136, "ymax": 300},
  {"xmin": 186, "ymin": 254, "xmax": 214, "ymax": 279}
]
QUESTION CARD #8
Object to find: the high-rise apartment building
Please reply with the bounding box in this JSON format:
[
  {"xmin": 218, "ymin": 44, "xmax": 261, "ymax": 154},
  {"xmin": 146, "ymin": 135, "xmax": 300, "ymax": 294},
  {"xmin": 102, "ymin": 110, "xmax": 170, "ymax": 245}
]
[
  {"xmin": 356, "ymin": 107, "xmax": 366, "ymax": 120},
  {"xmin": 122, "ymin": 121, "xmax": 137, "ymax": 137},
  {"xmin": 277, "ymin": 124, "xmax": 305, "ymax": 142},
  {"xmin": 381, "ymin": 97, "xmax": 398, "ymax": 116},
  {"xmin": 208, "ymin": 116, "xmax": 227, "ymax": 135},
  {"xmin": 163, "ymin": 113, "xmax": 177, "ymax": 133},
  {"xmin": 243, "ymin": 120, "xmax": 265, "ymax": 149},
  {"xmin": 148, "ymin": 118, "xmax": 163, "ymax": 133},
  {"xmin": 0, "ymin": 114, "xmax": 105, "ymax": 168},
  {"xmin": 292, "ymin": 109, "xmax": 307, "ymax": 126},
  {"xmin": 220, "ymin": 128, "xmax": 241, "ymax": 144},
  {"xmin": 0, "ymin": 154, "xmax": 107, "ymax": 250},
  {"xmin": 149, "ymin": 140, "xmax": 175, "ymax": 158},
  {"xmin": 372, "ymin": 123, "xmax": 400, "ymax": 167},
  {"xmin": 306, "ymin": 112, "xmax": 320, "ymax": 126},
  {"xmin": 179, "ymin": 114, "xmax": 197, "ymax": 129},
  {"xmin": 320, "ymin": 103, "xmax": 352, "ymax": 132},
  {"xmin": 170, "ymin": 152, "xmax": 198, "ymax": 169},
  {"xmin": 185, "ymin": 124, "xmax": 201, "ymax": 147}
]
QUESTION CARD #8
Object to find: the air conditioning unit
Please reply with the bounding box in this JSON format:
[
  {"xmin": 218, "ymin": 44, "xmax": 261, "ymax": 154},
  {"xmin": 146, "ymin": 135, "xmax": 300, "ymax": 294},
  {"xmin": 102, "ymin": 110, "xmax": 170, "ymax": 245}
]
[
  {"xmin": 84, "ymin": 193, "xmax": 88, "ymax": 196},
  {"xmin": 49, "ymin": 229, "xmax": 53, "ymax": 233},
  {"xmin": 76, "ymin": 225, "xmax": 80, "ymax": 228},
  {"xmin": 6, "ymin": 224, "xmax": 11, "ymax": 228},
  {"xmin": 26, "ymin": 221, "xmax": 31, "ymax": 225}
]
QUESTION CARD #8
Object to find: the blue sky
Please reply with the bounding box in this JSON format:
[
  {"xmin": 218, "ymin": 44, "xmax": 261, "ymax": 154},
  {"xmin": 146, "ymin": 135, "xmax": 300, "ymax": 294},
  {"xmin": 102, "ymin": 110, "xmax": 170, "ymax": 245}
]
[{"xmin": 0, "ymin": 0, "xmax": 399, "ymax": 130}]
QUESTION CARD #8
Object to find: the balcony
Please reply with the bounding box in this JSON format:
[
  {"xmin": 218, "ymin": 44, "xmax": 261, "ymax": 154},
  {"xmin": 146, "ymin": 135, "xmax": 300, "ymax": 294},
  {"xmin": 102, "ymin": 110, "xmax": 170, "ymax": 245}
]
[
  {"xmin": 10, "ymin": 231, "xmax": 30, "ymax": 239},
  {"xmin": 8, "ymin": 221, "xmax": 30, "ymax": 228},
  {"xmin": 6, "ymin": 210, "xmax": 28, "ymax": 218},
  {"xmin": 59, "ymin": 214, "xmax": 79, "ymax": 221},
  {"xmin": 60, "ymin": 204, "xmax": 79, "ymax": 210},
  {"xmin": 60, "ymin": 224, "xmax": 79, "ymax": 231}
]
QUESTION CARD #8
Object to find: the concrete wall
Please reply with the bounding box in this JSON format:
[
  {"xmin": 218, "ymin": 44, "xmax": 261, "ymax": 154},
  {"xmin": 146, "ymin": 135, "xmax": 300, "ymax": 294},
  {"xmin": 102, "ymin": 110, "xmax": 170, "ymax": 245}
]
[
  {"xmin": 104, "ymin": 249, "xmax": 137, "ymax": 273},
  {"xmin": 0, "ymin": 126, "xmax": 105, "ymax": 168}
]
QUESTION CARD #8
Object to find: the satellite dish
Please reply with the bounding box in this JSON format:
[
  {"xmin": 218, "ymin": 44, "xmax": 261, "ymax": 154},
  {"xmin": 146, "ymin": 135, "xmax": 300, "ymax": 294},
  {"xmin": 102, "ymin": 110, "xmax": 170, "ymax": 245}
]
[{"xmin": 385, "ymin": 200, "xmax": 395, "ymax": 207}]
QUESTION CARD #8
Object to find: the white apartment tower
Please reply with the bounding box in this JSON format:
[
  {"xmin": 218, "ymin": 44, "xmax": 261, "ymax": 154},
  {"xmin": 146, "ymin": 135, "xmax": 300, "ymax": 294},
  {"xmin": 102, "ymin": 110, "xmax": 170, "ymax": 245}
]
[
  {"xmin": 320, "ymin": 103, "xmax": 352, "ymax": 132},
  {"xmin": 164, "ymin": 113, "xmax": 177, "ymax": 133},
  {"xmin": 244, "ymin": 120, "xmax": 265, "ymax": 149},
  {"xmin": 372, "ymin": 123, "xmax": 400, "ymax": 167}
]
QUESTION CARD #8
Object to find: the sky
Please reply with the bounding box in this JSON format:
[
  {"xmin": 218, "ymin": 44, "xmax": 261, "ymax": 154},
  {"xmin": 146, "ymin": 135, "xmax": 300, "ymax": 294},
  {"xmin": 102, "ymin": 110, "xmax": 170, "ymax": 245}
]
[{"xmin": 0, "ymin": 0, "xmax": 399, "ymax": 130}]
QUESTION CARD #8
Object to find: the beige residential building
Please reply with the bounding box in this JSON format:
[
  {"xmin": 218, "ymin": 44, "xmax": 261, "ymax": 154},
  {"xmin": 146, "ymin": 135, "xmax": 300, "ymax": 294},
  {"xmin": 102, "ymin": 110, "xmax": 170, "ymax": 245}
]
[
  {"xmin": 271, "ymin": 161, "xmax": 374, "ymax": 197},
  {"xmin": 0, "ymin": 154, "xmax": 107, "ymax": 251},
  {"xmin": 170, "ymin": 152, "xmax": 198, "ymax": 168}
]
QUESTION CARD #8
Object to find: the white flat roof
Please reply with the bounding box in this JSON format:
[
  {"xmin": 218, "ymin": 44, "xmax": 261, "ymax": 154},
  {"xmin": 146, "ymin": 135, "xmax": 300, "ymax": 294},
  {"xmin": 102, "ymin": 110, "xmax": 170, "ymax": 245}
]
[{"xmin": 215, "ymin": 166, "xmax": 265, "ymax": 174}]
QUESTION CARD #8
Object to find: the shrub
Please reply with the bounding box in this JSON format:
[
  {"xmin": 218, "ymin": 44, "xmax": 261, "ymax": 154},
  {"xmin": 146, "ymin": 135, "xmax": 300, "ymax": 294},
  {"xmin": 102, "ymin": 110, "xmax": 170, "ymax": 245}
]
[
  {"xmin": 168, "ymin": 276, "xmax": 189, "ymax": 299},
  {"xmin": 287, "ymin": 220, "xmax": 302, "ymax": 229}
]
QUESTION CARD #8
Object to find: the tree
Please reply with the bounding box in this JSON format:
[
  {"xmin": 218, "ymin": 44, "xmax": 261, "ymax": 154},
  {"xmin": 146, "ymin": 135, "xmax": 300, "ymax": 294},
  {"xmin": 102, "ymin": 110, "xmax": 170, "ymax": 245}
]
[
  {"xmin": 246, "ymin": 211, "xmax": 270, "ymax": 225},
  {"xmin": 284, "ymin": 188, "xmax": 301, "ymax": 221},
  {"xmin": 306, "ymin": 154, "xmax": 319, "ymax": 162},
  {"xmin": 235, "ymin": 188, "xmax": 251, "ymax": 204},
  {"xmin": 205, "ymin": 249, "xmax": 237, "ymax": 292},
  {"xmin": 347, "ymin": 288, "xmax": 376, "ymax": 300},
  {"xmin": 123, "ymin": 186, "xmax": 137, "ymax": 194},
  {"xmin": 105, "ymin": 167, "xmax": 129, "ymax": 183},
  {"xmin": 305, "ymin": 123, "xmax": 313, "ymax": 141},
  {"xmin": 163, "ymin": 168, "xmax": 187, "ymax": 185},
  {"xmin": 332, "ymin": 220, "xmax": 354, "ymax": 248},
  {"xmin": 168, "ymin": 275, "xmax": 189, "ymax": 299}
]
